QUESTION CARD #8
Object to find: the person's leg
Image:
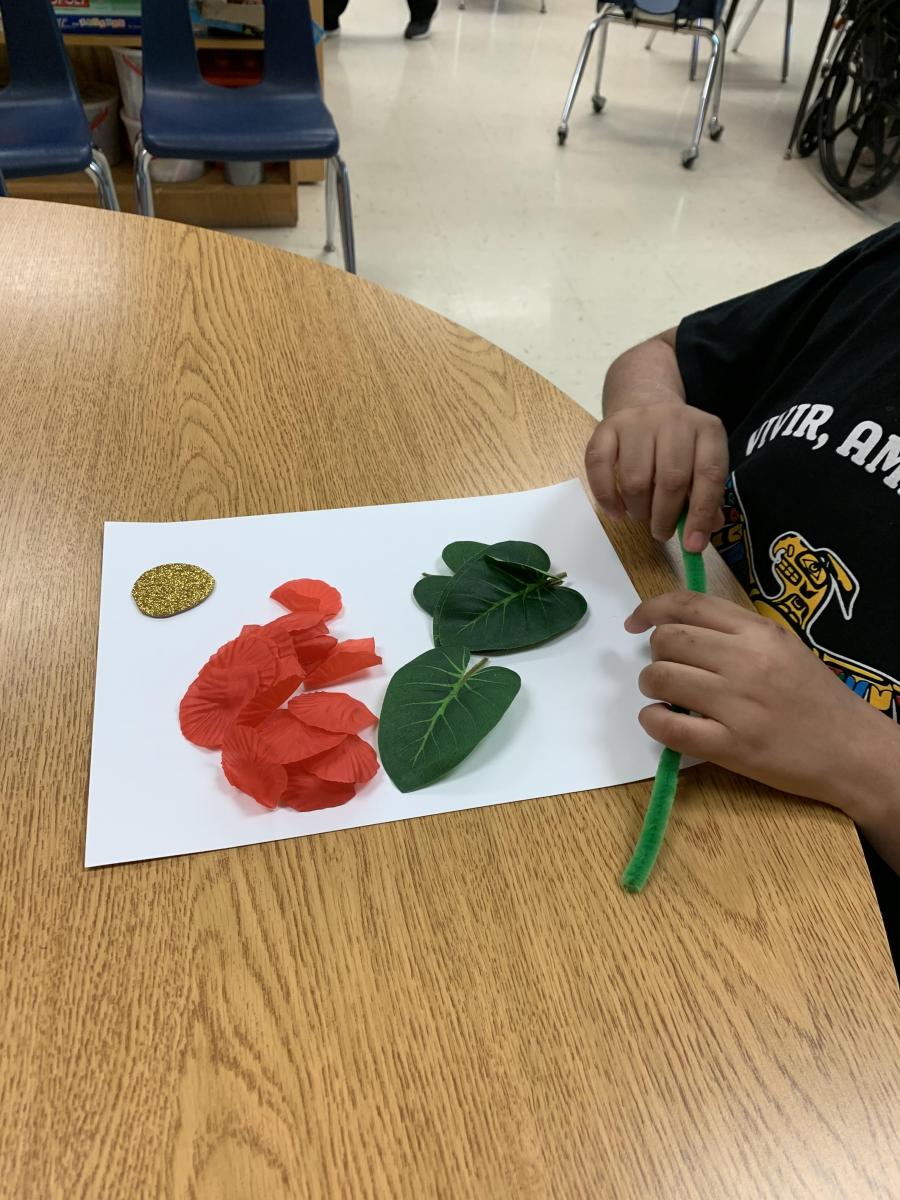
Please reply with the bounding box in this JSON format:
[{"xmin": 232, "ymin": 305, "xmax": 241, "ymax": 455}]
[
  {"xmin": 405, "ymin": 0, "xmax": 438, "ymax": 38},
  {"xmin": 324, "ymin": 0, "xmax": 350, "ymax": 34}
]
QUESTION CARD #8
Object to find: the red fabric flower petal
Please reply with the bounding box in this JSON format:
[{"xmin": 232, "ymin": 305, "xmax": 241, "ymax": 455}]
[
  {"xmin": 303, "ymin": 638, "xmax": 382, "ymax": 689},
  {"xmin": 222, "ymin": 727, "xmax": 287, "ymax": 809},
  {"xmin": 291, "ymin": 620, "xmax": 329, "ymax": 643},
  {"xmin": 207, "ymin": 632, "xmax": 280, "ymax": 682},
  {"xmin": 236, "ymin": 675, "xmax": 304, "ymax": 728},
  {"xmin": 179, "ymin": 634, "xmax": 280, "ymax": 748},
  {"xmin": 243, "ymin": 619, "xmax": 321, "ymax": 686},
  {"xmin": 256, "ymin": 710, "xmax": 346, "ymax": 764},
  {"xmin": 271, "ymin": 578, "xmax": 342, "ymax": 619},
  {"xmin": 292, "ymin": 634, "xmax": 337, "ymax": 673},
  {"xmin": 179, "ymin": 667, "xmax": 261, "ymax": 749},
  {"xmin": 288, "ymin": 692, "xmax": 377, "ymax": 734},
  {"xmin": 303, "ymin": 734, "xmax": 379, "ymax": 784},
  {"xmin": 281, "ymin": 765, "xmax": 356, "ymax": 812},
  {"xmin": 180, "ymin": 580, "xmax": 380, "ymax": 809},
  {"xmin": 263, "ymin": 610, "xmax": 327, "ymax": 639}
]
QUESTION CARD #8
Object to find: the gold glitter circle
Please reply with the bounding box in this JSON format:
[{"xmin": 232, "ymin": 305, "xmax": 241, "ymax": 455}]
[{"xmin": 131, "ymin": 563, "xmax": 215, "ymax": 618}]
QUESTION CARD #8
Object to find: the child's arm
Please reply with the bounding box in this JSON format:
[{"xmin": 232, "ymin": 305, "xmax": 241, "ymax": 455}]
[
  {"xmin": 585, "ymin": 329, "xmax": 728, "ymax": 553},
  {"xmin": 625, "ymin": 590, "xmax": 900, "ymax": 875}
]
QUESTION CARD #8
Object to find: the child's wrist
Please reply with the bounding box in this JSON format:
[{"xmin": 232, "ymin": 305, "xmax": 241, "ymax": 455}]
[{"xmin": 819, "ymin": 705, "xmax": 900, "ymax": 827}]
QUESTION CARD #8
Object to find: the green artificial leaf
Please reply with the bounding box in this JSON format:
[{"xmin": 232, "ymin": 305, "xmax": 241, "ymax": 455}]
[
  {"xmin": 412, "ymin": 574, "xmax": 450, "ymax": 616},
  {"xmin": 413, "ymin": 541, "xmax": 552, "ymax": 618},
  {"xmin": 483, "ymin": 556, "xmax": 558, "ymax": 583},
  {"xmin": 490, "ymin": 540, "xmax": 551, "ymax": 572},
  {"xmin": 442, "ymin": 541, "xmax": 488, "ymax": 572},
  {"xmin": 378, "ymin": 647, "xmax": 521, "ymax": 792},
  {"xmin": 434, "ymin": 547, "xmax": 587, "ymax": 652}
]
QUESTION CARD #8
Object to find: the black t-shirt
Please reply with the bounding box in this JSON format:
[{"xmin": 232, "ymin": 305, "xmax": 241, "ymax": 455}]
[{"xmin": 676, "ymin": 224, "xmax": 900, "ymax": 970}]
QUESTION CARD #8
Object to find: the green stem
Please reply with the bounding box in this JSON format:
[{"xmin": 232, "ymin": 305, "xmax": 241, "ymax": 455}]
[
  {"xmin": 462, "ymin": 656, "xmax": 490, "ymax": 682},
  {"xmin": 620, "ymin": 513, "xmax": 707, "ymax": 893}
]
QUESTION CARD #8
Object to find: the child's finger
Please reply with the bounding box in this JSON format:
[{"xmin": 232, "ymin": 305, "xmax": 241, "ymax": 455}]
[
  {"xmin": 638, "ymin": 703, "xmax": 730, "ymax": 760},
  {"xmin": 683, "ymin": 422, "xmax": 729, "ymax": 551},
  {"xmin": 650, "ymin": 421, "xmax": 696, "ymax": 542},
  {"xmin": 585, "ymin": 423, "xmax": 625, "ymax": 519},
  {"xmin": 639, "ymin": 660, "xmax": 724, "ymax": 716},
  {"xmin": 626, "ymin": 590, "xmax": 758, "ymax": 635},
  {"xmin": 616, "ymin": 428, "xmax": 656, "ymax": 522}
]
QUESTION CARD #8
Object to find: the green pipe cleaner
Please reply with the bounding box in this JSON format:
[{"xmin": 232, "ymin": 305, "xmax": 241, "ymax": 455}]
[{"xmin": 621, "ymin": 515, "xmax": 707, "ymax": 893}]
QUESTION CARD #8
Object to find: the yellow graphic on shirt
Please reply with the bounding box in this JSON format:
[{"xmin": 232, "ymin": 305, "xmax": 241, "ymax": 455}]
[
  {"xmin": 713, "ymin": 477, "xmax": 900, "ymax": 717},
  {"xmin": 753, "ymin": 533, "xmax": 859, "ymax": 633}
]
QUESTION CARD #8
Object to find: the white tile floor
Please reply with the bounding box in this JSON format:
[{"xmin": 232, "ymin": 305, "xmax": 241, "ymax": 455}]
[{"xmin": 231, "ymin": 0, "xmax": 900, "ymax": 418}]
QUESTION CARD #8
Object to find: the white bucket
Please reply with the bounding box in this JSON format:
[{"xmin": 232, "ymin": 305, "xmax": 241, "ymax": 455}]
[
  {"xmin": 81, "ymin": 82, "xmax": 122, "ymax": 167},
  {"xmin": 120, "ymin": 111, "xmax": 206, "ymax": 183},
  {"xmin": 111, "ymin": 46, "xmax": 144, "ymax": 119}
]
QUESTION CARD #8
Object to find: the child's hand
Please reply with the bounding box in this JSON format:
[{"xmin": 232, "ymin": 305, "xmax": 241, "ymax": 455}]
[
  {"xmin": 585, "ymin": 403, "xmax": 728, "ymax": 551},
  {"xmin": 625, "ymin": 590, "xmax": 894, "ymax": 816}
]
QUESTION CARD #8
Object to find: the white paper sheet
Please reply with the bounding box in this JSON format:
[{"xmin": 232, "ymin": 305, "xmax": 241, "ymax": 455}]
[{"xmin": 85, "ymin": 480, "xmax": 659, "ymax": 867}]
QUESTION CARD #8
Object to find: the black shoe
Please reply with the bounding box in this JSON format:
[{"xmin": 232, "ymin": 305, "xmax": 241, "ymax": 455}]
[
  {"xmin": 323, "ymin": 19, "xmax": 340, "ymax": 37},
  {"xmin": 404, "ymin": 16, "xmax": 432, "ymax": 38}
]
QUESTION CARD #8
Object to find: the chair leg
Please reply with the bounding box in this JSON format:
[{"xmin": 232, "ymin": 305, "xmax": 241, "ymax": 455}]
[
  {"xmin": 85, "ymin": 148, "xmax": 120, "ymax": 211},
  {"xmin": 324, "ymin": 156, "xmax": 337, "ymax": 253},
  {"xmin": 557, "ymin": 15, "xmax": 606, "ymax": 143},
  {"xmin": 690, "ymin": 24, "xmax": 702, "ymax": 80},
  {"xmin": 645, "ymin": 30, "xmax": 657, "ymax": 49},
  {"xmin": 732, "ymin": 0, "xmax": 763, "ymax": 52},
  {"xmin": 133, "ymin": 133, "xmax": 155, "ymax": 218},
  {"xmin": 782, "ymin": 0, "xmax": 794, "ymax": 81},
  {"xmin": 723, "ymin": 0, "xmax": 741, "ymax": 34},
  {"xmin": 331, "ymin": 155, "xmax": 356, "ymax": 275},
  {"xmin": 592, "ymin": 19, "xmax": 610, "ymax": 111},
  {"xmin": 683, "ymin": 26, "xmax": 721, "ymax": 166},
  {"xmin": 0, "ymin": 171, "xmax": 7, "ymax": 198},
  {"xmin": 709, "ymin": 22, "xmax": 727, "ymax": 135}
]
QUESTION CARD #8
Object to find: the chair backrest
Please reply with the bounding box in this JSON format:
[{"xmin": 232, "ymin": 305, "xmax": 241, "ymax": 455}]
[
  {"xmin": 261, "ymin": 0, "xmax": 320, "ymax": 88},
  {"xmin": 0, "ymin": 0, "xmax": 83, "ymax": 95},
  {"xmin": 141, "ymin": 0, "xmax": 321, "ymax": 92}
]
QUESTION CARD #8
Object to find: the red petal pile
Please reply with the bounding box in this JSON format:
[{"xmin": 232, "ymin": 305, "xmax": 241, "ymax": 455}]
[{"xmin": 179, "ymin": 579, "xmax": 381, "ymax": 811}]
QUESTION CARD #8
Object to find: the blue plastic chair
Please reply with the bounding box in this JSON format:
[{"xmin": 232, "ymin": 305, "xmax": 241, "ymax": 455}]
[
  {"xmin": 137, "ymin": 0, "xmax": 355, "ymax": 272},
  {"xmin": 0, "ymin": 0, "xmax": 119, "ymax": 207},
  {"xmin": 557, "ymin": 0, "xmax": 727, "ymax": 168}
]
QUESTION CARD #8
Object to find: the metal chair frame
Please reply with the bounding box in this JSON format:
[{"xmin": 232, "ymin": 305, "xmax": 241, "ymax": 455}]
[
  {"xmin": 557, "ymin": 6, "xmax": 726, "ymax": 168},
  {"xmin": 134, "ymin": 137, "xmax": 355, "ymax": 274},
  {"xmin": 731, "ymin": 0, "xmax": 795, "ymax": 81}
]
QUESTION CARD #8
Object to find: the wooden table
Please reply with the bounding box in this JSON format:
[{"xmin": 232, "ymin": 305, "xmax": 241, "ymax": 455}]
[{"xmin": 1, "ymin": 200, "xmax": 898, "ymax": 1199}]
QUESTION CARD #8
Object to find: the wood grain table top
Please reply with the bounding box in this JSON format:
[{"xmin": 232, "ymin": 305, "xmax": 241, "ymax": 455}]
[{"xmin": 1, "ymin": 200, "xmax": 898, "ymax": 1199}]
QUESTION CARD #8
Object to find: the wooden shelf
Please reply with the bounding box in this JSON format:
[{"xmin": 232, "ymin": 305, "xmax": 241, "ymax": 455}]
[{"xmin": 6, "ymin": 161, "xmax": 301, "ymax": 228}]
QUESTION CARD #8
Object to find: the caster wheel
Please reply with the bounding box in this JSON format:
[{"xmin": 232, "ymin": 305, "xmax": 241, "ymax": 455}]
[
  {"xmin": 557, "ymin": 125, "xmax": 568, "ymax": 145},
  {"xmin": 591, "ymin": 94, "xmax": 606, "ymax": 113},
  {"xmin": 709, "ymin": 120, "xmax": 724, "ymax": 141},
  {"xmin": 681, "ymin": 149, "xmax": 698, "ymax": 169}
]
